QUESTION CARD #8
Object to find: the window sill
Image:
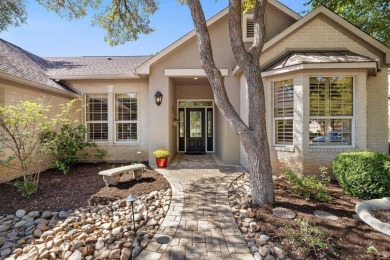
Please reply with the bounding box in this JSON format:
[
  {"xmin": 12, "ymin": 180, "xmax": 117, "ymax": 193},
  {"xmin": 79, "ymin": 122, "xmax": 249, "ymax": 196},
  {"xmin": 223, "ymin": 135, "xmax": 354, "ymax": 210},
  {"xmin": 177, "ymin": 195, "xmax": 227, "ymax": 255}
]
[{"xmin": 272, "ymin": 146, "xmax": 295, "ymax": 152}]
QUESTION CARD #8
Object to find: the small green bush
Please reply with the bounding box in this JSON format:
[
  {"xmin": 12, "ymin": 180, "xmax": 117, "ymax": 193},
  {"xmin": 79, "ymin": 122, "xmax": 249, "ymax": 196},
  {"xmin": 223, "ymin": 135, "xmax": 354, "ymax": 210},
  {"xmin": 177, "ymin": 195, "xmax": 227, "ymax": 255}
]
[
  {"xmin": 333, "ymin": 151, "xmax": 390, "ymax": 199},
  {"xmin": 41, "ymin": 123, "xmax": 95, "ymax": 174},
  {"xmin": 14, "ymin": 176, "xmax": 38, "ymax": 197},
  {"xmin": 284, "ymin": 168, "xmax": 331, "ymax": 202}
]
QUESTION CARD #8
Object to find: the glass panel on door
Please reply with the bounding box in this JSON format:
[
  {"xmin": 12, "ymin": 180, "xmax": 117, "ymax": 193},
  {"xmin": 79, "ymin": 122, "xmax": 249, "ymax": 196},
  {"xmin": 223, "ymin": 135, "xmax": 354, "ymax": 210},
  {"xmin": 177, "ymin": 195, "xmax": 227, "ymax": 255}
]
[{"xmin": 189, "ymin": 111, "xmax": 202, "ymax": 138}]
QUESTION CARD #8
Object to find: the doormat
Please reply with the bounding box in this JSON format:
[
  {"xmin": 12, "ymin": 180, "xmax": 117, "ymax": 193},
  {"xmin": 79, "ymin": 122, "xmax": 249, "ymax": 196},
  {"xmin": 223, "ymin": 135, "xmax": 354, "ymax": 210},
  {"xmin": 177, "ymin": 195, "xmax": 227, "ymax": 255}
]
[{"xmin": 185, "ymin": 152, "xmax": 206, "ymax": 155}]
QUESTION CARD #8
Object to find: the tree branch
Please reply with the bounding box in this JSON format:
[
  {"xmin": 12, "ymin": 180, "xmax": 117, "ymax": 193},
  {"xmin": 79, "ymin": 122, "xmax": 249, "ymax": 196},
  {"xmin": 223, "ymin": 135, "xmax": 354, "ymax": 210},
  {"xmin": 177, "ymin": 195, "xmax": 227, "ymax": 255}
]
[{"xmin": 186, "ymin": 0, "xmax": 250, "ymax": 136}]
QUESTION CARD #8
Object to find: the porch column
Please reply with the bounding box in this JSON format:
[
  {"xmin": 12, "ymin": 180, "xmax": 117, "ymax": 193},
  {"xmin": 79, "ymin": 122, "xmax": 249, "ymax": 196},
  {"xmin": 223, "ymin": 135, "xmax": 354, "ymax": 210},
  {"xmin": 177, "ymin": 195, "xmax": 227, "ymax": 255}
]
[{"xmin": 148, "ymin": 75, "xmax": 176, "ymax": 166}]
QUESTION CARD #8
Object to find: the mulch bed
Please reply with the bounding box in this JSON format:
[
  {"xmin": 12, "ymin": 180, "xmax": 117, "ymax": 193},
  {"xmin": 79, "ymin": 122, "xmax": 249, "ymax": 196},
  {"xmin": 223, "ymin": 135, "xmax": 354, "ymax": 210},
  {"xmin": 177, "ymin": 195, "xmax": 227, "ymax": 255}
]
[
  {"xmin": 372, "ymin": 209, "xmax": 390, "ymax": 224},
  {"xmin": 0, "ymin": 163, "xmax": 170, "ymax": 214},
  {"xmin": 254, "ymin": 178, "xmax": 390, "ymax": 259}
]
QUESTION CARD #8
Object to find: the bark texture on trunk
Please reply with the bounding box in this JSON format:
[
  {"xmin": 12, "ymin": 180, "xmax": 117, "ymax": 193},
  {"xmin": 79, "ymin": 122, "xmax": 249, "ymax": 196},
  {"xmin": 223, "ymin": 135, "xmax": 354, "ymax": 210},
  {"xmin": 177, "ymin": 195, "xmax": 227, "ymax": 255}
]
[{"xmin": 186, "ymin": 0, "xmax": 274, "ymax": 206}]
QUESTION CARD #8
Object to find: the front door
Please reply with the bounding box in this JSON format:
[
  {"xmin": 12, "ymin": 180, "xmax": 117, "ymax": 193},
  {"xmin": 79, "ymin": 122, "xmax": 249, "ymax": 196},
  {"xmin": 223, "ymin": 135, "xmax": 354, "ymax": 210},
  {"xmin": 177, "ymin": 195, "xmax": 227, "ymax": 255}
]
[{"xmin": 186, "ymin": 108, "xmax": 205, "ymax": 153}]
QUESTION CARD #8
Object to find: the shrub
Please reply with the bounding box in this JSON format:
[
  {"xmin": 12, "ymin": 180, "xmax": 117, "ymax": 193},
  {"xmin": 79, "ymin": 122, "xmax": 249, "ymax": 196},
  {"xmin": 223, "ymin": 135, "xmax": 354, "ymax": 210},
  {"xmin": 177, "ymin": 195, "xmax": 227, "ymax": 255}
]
[
  {"xmin": 152, "ymin": 148, "xmax": 170, "ymax": 159},
  {"xmin": 281, "ymin": 217, "xmax": 336, "ymax": 258},
  {"xmin": 284, "ymin": 168, "xmax": 331, "ymax": 202},
  {"xmin": 41, "ymin": 123, "xmax": 96, "ymax": 174},
  {"xmin": 333, "ymin": 151, "xmax": 390, "ymax": 199},
  {"xmin": 0, "ymin": 101, "xmax": 53, "ymax": 196}
]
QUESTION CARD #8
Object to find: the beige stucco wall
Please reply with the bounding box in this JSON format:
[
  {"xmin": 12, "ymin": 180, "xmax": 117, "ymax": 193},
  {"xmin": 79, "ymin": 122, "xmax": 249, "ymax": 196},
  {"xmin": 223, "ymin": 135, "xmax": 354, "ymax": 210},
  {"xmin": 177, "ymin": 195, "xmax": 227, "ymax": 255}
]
[
  {"xmin": 239, "ymin": 14, "xmax": 389, "ymax": 175},
  {"xmin": 0, "ymin": 79, "xmax": 78, "ymax": 182},
  {"xmin": 148, "ymin": 15, "xmax": 242, "ymax": 165},
  {"xmin": 65, "ymin": 79, "xmax": 150, "ymax": 162}
]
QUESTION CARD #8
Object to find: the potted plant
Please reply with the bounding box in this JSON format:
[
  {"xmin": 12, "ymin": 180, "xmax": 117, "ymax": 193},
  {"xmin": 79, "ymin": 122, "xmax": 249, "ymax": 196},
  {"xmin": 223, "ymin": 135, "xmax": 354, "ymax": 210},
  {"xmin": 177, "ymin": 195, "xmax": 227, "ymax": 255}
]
[{"xmin": 152, "ymin": 148, "xmax": 170, "ymax": 168}]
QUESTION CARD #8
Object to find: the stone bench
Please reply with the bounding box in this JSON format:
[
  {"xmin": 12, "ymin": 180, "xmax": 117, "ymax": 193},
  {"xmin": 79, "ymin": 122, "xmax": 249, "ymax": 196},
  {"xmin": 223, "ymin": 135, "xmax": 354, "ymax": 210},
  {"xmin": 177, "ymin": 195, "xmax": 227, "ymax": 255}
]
[{"xmin": 98, "ymin": 164, "xmax": 146, "ymax": 186}]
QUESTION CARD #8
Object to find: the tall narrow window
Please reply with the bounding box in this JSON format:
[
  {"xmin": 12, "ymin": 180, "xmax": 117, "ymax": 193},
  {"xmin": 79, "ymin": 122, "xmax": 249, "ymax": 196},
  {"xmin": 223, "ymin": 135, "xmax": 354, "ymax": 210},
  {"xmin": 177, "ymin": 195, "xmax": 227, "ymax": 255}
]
[
  {"xmin": 309, "ymin": 77, "xmax": 353, "ymax": 147},
  {"xmin": 86, "ymin": 94, "xmax": 108, "ymax": 142},
  {"xmin": 273, "ymin": 79, "xmax": 294, "ymax": 145},
  {"xmin": 115, "ymin": 94, "xmax": 138, "ymax": 142}
]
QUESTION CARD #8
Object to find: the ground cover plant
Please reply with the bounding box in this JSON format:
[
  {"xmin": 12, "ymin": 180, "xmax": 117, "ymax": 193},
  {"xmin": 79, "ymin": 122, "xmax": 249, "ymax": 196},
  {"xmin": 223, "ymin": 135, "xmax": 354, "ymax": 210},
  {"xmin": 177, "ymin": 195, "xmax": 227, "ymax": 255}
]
[{"xmin": 284, "ymin": 167, "xmax": 331, "ymax": 202}]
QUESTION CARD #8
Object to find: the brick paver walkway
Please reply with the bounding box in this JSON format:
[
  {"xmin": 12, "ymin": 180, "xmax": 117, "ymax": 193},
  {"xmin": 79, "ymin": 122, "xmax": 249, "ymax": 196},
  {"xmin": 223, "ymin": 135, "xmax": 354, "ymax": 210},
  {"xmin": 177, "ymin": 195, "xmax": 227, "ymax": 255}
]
[{"xmin": 136, "ymin": 154, "xmax": 253, "ymax": 260}]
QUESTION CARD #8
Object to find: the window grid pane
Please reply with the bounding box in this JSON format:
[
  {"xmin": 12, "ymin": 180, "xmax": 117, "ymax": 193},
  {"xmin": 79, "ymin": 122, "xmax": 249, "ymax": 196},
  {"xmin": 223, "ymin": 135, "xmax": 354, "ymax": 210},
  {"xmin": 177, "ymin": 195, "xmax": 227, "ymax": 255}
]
[
  {"xmin": 86, "ymin": 95, "xmax": 108, "ymax": 141},
  {"xmin": 115, "ymin": 94, "xmax": 138, "ymax": 142},
  {"xmin": 273, "ymin": 79, "xmax": 294, "ymax": 146},
  {"xmin": 275, "ymin": 119, "xmax": 293, "ymax": 145},
  {"xmin": 309, "ymin": 77, "xmax": 353, "ymax": 147},
  {"xmin": 116, "ymin": 123, "xmax": 137, "ymax": 142},
  {"xmin": 87, "ymin": 123, "xmax": 108, "ymax": 141}
]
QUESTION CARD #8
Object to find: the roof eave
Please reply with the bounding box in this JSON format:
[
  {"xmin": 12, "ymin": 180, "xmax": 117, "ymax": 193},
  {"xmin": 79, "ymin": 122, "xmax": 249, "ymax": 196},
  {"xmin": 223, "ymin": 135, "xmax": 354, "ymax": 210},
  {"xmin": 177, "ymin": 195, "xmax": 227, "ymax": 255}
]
[
  {"xmin": 47, "ymin": 74, "xmax": 141, "ymax": 80},
  {"xmin": 261, "ymin": 62, "xmax": 378, "ymax": 77},
  {"xmin": 0, "ymin": 71, "xmax": 81, "ymax": 98}
]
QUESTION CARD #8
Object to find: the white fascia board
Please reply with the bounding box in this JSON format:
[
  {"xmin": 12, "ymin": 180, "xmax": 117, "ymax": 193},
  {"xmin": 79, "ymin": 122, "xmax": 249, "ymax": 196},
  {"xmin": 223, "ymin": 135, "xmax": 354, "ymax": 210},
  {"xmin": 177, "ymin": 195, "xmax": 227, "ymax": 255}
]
[
  {"xmin": 261, "ymin": 62, "xmax": 378, "ymax": 77},
  {"xmin": 0, "ymin": 72, "xmax": 80, "ymax": 97},
  {"xmin": 263, "ymin": 6, "xmax": 390, "ymax": 64},
  {"xmin": 47, "ymin": 74, "xmax": 140, "ymax": 80},
  {"xmin": 164, "ymin": 69, "xmax": 229, "ymax": 77}
]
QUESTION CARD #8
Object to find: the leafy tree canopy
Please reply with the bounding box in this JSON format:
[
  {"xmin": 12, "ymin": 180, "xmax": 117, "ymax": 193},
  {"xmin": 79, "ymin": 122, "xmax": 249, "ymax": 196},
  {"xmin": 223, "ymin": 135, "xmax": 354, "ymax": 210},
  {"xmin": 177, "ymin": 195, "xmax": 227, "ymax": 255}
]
[
  {"xmin": 1, "ymin": 0, "xmax": 159, "ymax": 46},
  {"xmin": 0, "ymin": 0, "xmax": 26, "ymax": 32},
  {"xmin": 306, "ymin": 0, "xmax": 390, "ymax": 47}
]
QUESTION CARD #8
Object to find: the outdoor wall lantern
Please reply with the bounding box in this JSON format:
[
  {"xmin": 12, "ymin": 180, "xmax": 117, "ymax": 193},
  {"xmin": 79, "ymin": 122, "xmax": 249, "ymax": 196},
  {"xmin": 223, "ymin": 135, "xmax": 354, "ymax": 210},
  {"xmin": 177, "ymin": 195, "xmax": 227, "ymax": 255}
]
[
  {"xmin": 155, "ymin": 91, "xmax": 163, "ymax": 106},
  {"xmin": 125, "ymin": 193, "xmax": 138, "ymax": 231}
]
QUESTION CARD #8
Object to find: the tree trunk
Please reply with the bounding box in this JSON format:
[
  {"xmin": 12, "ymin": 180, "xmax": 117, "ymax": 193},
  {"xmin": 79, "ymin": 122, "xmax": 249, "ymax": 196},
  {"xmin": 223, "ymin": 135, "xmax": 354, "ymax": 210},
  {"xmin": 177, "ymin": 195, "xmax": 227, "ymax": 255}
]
[{"xmin": 187, "ymin": 0, "xmax": 274, "ymax": 206}]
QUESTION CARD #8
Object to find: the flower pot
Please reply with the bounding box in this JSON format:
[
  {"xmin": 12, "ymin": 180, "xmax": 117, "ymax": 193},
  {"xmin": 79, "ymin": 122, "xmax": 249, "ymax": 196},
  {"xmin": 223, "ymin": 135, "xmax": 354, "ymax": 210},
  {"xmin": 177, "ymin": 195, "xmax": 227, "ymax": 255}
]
[{"xmin": 156, "ymin": 158, "xmax": 168, "ymax": 168}]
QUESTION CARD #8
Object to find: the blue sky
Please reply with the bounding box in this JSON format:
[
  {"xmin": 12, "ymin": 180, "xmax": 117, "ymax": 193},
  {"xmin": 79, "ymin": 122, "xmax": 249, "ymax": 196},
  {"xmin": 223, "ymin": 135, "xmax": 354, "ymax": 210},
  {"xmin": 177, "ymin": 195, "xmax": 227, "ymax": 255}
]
[{"xmin": 0, "ymin": 0, "xmax": 309, "ymax": 57}]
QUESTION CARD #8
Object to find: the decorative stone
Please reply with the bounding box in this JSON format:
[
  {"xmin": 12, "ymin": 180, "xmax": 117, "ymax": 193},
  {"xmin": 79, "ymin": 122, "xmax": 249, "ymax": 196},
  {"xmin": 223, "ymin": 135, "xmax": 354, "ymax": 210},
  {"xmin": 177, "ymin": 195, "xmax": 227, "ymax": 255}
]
[
  {"xmin": 41, "ymin": 211, "xmax": 52, "ymax": 219},
  {"xmin": 109, "ymin": 249, "xmax": 121, "ymax": 259},
  {"xmin": 314, "ymin": 210, "xmax": 339, "ymax": 221},
  {"xmin": 58, "ymin": 211, "xmax": 69, "ymax": 219},
  {"xmin": 254, "ymin": 252, "xmax": 263, "ymax": 260},
  {"xmin": 68, "ymin": 249, "xmax": 82, "ymax": 260},
  {"xmin": 121, "ymin": 248, "xmax": 131, "ymax": 260},
  {"xmin": 259, "ymin": 246, "xmax": 271, "ymax": 257},
  {"xmin": 14, "ymin": 220, "xmax": 26, "ymax": 228},
  {"xmin": 272, "ymin": 207, "xmax": 296, "ymax": 219},
  {"xmin": 249, "ymin": 222, "xmax": 259, "ymax": 233},
  {"xmin": 15, "ymin": 209, "xmax": 27, "ymax": 219}
]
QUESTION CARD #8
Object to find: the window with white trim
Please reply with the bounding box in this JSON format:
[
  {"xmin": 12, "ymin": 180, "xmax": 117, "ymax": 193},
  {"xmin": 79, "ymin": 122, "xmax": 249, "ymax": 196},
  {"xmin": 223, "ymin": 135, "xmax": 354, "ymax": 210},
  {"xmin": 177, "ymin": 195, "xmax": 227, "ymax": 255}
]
[
  {"xmin": 115, "ymin": 94, "xmax": 138, "ymax": 142},
  {"xmin": 309, "ymin": 77, "xmax": 353, "ymax": 147},
  {"xmin": 86, "ymin": 94, "xmax": 108, "ymax": 142},
  {"xmin": 273, "ymin": 79, "xmax": 294, "ymax": 145}
]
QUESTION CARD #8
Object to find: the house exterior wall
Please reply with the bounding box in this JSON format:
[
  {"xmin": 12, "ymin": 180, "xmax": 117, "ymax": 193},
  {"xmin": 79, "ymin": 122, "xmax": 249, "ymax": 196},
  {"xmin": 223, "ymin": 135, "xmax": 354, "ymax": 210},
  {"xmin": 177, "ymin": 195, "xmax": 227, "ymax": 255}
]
[
  {"xmin": 148, "ymin": 15, "xmax": 242, "ymax": 165},
  {"xmin": 65, "ymin": 79, "xmax": 150, "ymax": 162},
  {"xmin": 0, "ymin": 79, "xmax": 78, "ymax": 182},
  {"xmin": 239, "ymin": 14, "xmax": 388, "ymax": 175}
]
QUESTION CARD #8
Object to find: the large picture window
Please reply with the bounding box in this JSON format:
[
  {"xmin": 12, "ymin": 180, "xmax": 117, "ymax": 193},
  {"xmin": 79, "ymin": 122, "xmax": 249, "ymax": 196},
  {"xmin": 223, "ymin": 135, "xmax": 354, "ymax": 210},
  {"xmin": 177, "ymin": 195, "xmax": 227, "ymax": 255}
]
[
  {"xmin": 115, "ymin": 94, "xmax": 138, "ymax": 142},
  {"xmin": 309, "ymin": 77, "xmax": 353, "ymax": 147},
  {"xmin": 273, "ymin": 79, "xmax": 294, "ymax": 145},
  {"xmin": 86, "ymin": 94, "xmax": 108, "ymax": 141}
]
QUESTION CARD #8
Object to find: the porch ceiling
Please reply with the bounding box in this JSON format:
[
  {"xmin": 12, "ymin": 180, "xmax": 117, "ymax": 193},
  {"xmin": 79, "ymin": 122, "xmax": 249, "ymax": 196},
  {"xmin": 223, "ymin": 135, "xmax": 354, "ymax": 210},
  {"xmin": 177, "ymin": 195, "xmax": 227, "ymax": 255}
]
[{"xmin": 171, "ymin": 77, "xmax": 210, "ymax": 86}]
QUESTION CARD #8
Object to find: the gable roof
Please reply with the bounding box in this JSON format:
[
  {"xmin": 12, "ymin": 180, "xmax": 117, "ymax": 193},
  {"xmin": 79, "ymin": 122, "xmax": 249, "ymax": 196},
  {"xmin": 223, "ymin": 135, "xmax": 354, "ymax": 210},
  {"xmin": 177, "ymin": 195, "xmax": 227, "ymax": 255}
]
[
  {"xmin": 136, "ymin": 0, "xmax": 301, "ymax": 75},
  {"xmin": 263, "ymin": 50, "xmax": 379, "ymax": 71},
  {"xmin": 0, "ymin": 39, "xmax": 77, "ymax": 95},
  {"xmin": 262, "ymin": 6, "xmax": 390, "ymax": 64},
  {"xmin": 46, "ymin": 56, "xmax": 152, "ymax": 80}
]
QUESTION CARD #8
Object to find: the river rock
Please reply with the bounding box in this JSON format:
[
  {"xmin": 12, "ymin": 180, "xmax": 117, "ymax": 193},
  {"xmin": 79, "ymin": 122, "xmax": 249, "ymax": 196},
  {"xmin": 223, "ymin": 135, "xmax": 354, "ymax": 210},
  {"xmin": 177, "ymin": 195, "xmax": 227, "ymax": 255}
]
[{"xmin": 15, "ymin": 209, "xmax": 27, "ymax": 219}]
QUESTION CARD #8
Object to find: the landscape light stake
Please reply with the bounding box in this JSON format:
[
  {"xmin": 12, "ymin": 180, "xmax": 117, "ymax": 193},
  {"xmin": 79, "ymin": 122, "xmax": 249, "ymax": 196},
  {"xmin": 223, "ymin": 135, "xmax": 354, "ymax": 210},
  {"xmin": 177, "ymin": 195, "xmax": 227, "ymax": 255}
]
[{"xmin": 125, "ymin": 194, "xmax": 138, "ymax": 231}]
